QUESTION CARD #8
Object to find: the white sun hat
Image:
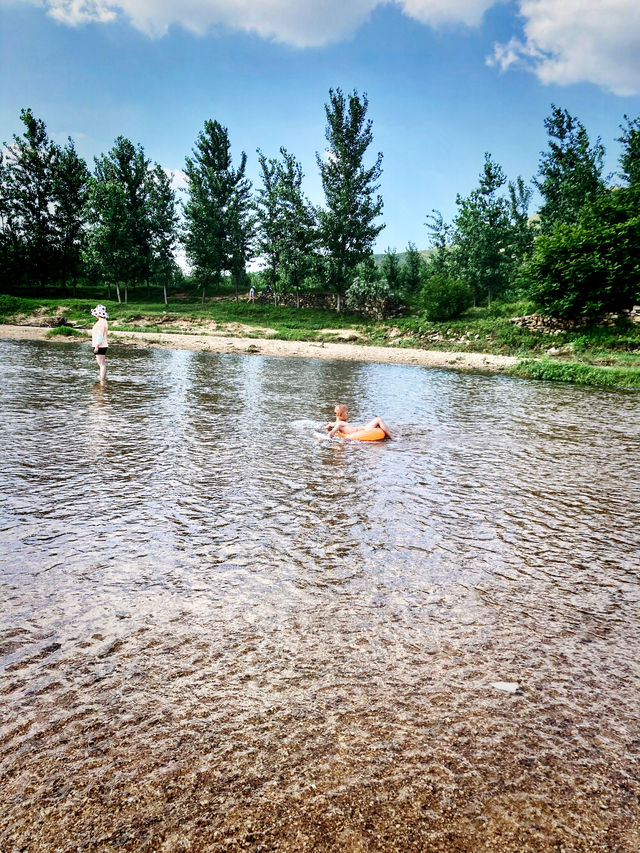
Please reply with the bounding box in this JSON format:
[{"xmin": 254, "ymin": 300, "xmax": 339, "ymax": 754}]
[{"xmin": 91, "ymin": 304, "xmax": 109, "ymax": 319}]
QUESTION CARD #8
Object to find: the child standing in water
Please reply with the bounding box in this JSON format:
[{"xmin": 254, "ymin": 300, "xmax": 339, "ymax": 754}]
[
  {"xmin": 326, "ymin": 404, "xmax": 392, "ymax": 439},
  {"xmin": 91, "ymin": 305, "xmax": 109, "ymax": 382}
]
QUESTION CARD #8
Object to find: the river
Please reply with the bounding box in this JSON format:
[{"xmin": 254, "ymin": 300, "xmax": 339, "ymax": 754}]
[{"xmin": 1, "ymin": 338, "xmax": 639, "ymax": 852}]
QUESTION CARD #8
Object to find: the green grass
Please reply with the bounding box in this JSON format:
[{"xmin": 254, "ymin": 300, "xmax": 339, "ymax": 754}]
[
  {"xmin": 44, "ymin": 325, "xmax": 85, "ymax": 338},
  {"xmin": 508, "ymin": 359, "xmax": 640, "ymax": 389}
]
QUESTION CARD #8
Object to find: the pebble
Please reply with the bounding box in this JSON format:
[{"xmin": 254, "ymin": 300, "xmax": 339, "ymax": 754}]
[{"xmin": 491, "ymin": 681, "xmax": 523, "ymax": 694}]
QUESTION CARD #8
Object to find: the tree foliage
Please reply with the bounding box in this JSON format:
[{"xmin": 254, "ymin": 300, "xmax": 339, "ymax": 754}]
[
  {"xmin": 380, "ymin": 247, "xmax": 401, "ymax": 293},
  {"xmin": 522, "ymin": 186, "xmax": 640, "ymax": 317},
  {"xmin": 148, "ymin": 165, "xmax": 180, "ymax": 304},
  {"xmin": 317, "ymin": 88, "xmax": 384, "ymax": 308},
  {"xmin": 453, "ymin": 155, "xmax": 513, "ymax": 306},
  {"xmin": 255, "ymin": 147, "xmax": 318, "ymax": 305},
  {"xmin": 401, "ymin": 242, "xmax": 425, "ymax": 295},
  {"xmin": 1, "ymin": 109, "xmax": 59, "ymax": 288},
  {"xmin": 534, "ymin": 105, "xmax": 605, "ymax": 234},
  {"xmin": 618, "ymin": 114, "xmax": 640, "ymax": 187},
  {"xmin": 184, "ymin": 120, "xmax": 253, "ymax": 302}
]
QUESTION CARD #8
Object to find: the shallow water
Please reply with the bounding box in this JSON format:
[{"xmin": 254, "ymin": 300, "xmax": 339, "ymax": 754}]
[{"xmin": 1, "ymin": 338, "xmax": 639, "ymax": 852}]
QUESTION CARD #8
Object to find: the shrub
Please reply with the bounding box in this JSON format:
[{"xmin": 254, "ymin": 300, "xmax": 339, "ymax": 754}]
[
  {"xmin": 522, "ymin": 187, "xmax": 640, "ymax": 318},
  {"xmin": 420, "ymin": 274, "xmax": 473, "ymax": 321},
  {"xmin": 346, "ymin": 276, "xmax": 394, "ymax": 311}
]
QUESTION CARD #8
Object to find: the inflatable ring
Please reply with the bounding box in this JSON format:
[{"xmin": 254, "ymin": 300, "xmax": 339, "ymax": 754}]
[{"xmin": 345, "ymin": 427, "xmax": 386, "ymax": 442}]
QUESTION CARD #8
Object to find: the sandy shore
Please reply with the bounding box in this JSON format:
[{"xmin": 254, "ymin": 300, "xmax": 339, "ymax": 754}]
[{"xmin": 0, "ymin": 324, "xmax": 518, "ymax": 373}]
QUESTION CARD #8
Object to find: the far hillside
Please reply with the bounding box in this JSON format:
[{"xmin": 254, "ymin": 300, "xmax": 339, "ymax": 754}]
[{"xmin": 374, "ymin": 248, "xmax": 435, "ymax": 266}]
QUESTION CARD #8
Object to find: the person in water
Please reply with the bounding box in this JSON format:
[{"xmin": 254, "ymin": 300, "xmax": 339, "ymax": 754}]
[
  {"xmin": 91, "ymin": 304, "xmax": 109, "ymax": 381},
  {"xmin": 326, "ymin": 404, "xmax": 392, "ymax": 439}
]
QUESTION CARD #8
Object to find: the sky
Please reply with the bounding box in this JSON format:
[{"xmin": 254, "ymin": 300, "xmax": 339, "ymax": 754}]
[{"xmin": 1, "ymin": 0, "xmax": 639, "ymax": 256}]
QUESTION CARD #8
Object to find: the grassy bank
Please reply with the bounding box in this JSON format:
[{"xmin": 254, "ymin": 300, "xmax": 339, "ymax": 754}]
[{"xmin": 2, "ymin": 292, "xmax": 639, "ymax": 388}]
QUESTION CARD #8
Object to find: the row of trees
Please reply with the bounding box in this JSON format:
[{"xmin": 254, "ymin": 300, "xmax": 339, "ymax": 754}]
[
  {"xmin": 0, "ymin": 89, "xmax": 384, "ymax": 308},
  {"xmin": 1, "ymin": 95, "xmax": 639, "ymax": 318}
]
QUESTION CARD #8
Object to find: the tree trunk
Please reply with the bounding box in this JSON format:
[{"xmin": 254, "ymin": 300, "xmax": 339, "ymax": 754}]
[
  {"xmin": 336, "ymin": 290, "xmax": 342, "ymax": 312},
  {"xmin": 163, "ymin": 282, "xmax": 168, "ymax": 306},
  {"xmin": 296, "ymin": 285, "xmax": 300, "ymax": 309},
  {"xmin": 116, "ymin": 281, "xmax": 121, "ymax": 304},
  {"xmin": 146, "ymin": 279, "xmax": 151, "ymax": 300},
  {"xmin": 125, "ymin": 281, "xmax": 128, "ymax": 304},
  {"xmin": 201, "ymin": 284, "xmax": 206, "ymax": 305}
]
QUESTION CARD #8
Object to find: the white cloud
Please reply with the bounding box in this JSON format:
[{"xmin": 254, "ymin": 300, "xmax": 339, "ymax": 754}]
[
  {"xmin": 35, "ymin": 0, "xmax": 497, "ymax": 45},
  {"xmin": 399, "ymin": 0, "xmax": 498, "ymax": 28},
  {"xmin": 489, "ymin": 0, "xmax": 640, "ymax": 96}
]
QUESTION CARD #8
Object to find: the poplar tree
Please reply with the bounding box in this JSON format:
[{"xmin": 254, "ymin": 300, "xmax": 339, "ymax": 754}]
[
  {"xmin": 2, "ymin": 108, "xmax": 58, "ymax": 289},
  {"xmin": 380, "ymin": 247, "xmax": 401, "ymax": 292},
  {"xmin": 535, "ymin": 105, "xmax": 605, "ymax": 234},
  {"xmin": 453, "ymin": 154, "xmax": 512, "ymax": 306},
  {"xmin": 317, "ymin": 88, "xmax": 384, "ymax": 310},
  {"xmin": 618, "ymin": 114, "xmax": 640, "ymax": 187},
  {"xmin": 89, "ymin": 137, "xmax": 152, "ymax": 302},
  {"xmin": 52, "ymin": 139, "xmax": 90, "ymax": 294},
  {"xmin": 148, "ymin": 165, "xmax": 180, "ymax": 305},
  {"xmin": 183, "ymin": 120, "xmax": 251, "ymax": 302},
  {"xmin": 425, "ymin": 210, "xmax": 453, "ymax": 276},
  {"xmin": 401, "ymin": 242, "xmax": 425, "ymax": 294},
  {"xmin": 255, "ymin": 147, "xmax": 318, "ymax": 305}
]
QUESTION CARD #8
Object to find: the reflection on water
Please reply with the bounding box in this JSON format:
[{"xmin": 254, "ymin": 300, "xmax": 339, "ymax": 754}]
[{"xmin": 1, "ymin": 339, "xmax": 639, "ymax": 852}]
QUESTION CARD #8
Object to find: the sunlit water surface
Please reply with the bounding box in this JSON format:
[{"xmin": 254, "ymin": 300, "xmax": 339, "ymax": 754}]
[{"xmin": 1, "ymin": 339, "xmax": 639, "ymax": 852}]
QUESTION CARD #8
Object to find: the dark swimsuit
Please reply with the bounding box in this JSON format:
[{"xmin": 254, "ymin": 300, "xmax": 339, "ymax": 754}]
[{"xmin": 95, "ymin": 347, "xmax": 107, "ymax": 355}]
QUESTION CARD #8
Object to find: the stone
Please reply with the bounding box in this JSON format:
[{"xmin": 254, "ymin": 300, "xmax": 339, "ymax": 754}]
[{"xmin": 491, "ymin": 681, "xmax": 523, "ymax": 694}]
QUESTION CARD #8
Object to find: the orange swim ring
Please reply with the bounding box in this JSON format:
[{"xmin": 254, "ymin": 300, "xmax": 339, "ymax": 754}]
[{"xmin": 344, "ymin": 427, "xmax": 386, "ymax": 442}]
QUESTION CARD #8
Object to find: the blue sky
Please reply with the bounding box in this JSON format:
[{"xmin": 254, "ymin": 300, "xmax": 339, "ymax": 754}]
[{"xmin": 2, "ymin": 0, "xmax": 639, "ymax": 255}]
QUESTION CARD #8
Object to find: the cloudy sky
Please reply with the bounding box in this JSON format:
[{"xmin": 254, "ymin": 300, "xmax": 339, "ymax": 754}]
[{"xmin": 2, "ymin": 0, "xmax": 639, "ymax": 252}]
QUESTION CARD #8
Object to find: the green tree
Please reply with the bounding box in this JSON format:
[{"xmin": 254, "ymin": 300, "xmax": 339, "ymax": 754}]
[
  {"xmin": 255, "ymin": 147, "xmax": 318, "ymax": 305},
  {"xmin": 255, "ymin": 151, "xmax": 281, "ymax": 292},
  {"xmin": 317, "ymin": 88, "xmax": 384, "ymax": 310},
  {"xmin": 227, "ymin": 175, "xmax": 255, "ymax": 303},
  {"xmin": 400, "ymin": 242, "xmax": 425, "ymax": 295},
  {"xmin": 534, "ymin": 105, "xmax": 605, "ymax": 234},
  {"xmin": 453, "ymin": 154, "xmax": 513, "ymax": 306},
  {"xmin": 184, "ymin": 120, "xmax": 251, "ymax": 302},
  {"xmin": 85, "ymin": 172, "xmax": 135, "ymax": 303},
  {"xmin": 424, "ymin": 210, "xmax": 453, "ymax": 278},
  {"xmin": 0, "ymin": 149, "xmax": 24, "ymax": 289},
  {"xmin": 380, "ymin": 247, "xmax": 401, "ymax": 293},
  {"xmin": 90, "ymin": 137, "xmax": 153, "ymax": 301},
  {"xmin": 148, "ymin": 165, "xmax": 180, "ymax": 305},
  {"xmin": 507, "ymin": 176, "xmax": 535, "ymax": 263},
  {"xmin": 618, "ymin": 114, "xmax": 640, "ymax": 187},
  {"xmin": 2, "ymin": 108, "xmax": 58, "ymax": 290},
  {"xmin": 51, "ymin": 138, "xmax": 90, "ymax": 295}
]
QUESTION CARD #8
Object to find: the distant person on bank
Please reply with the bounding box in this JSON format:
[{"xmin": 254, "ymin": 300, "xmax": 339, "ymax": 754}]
[
  {"xmin": 248, "ymin": 285, "xmax": 255, "ymax": 302},
  {"xmin": 91, "ymin": 305, "xmax": 109, "ymax": 382}
]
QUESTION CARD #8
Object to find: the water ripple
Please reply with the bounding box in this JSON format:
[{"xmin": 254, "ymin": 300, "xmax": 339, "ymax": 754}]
[{"xmin": 1, "ymin": 339, "xmax": 639, "ymax": 851}]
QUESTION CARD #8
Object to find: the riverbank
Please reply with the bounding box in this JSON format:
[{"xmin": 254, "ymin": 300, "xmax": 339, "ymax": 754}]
[
  {"xmin": 0, "ymin": 324, "xmax": 518, "ymax": 373},
  {"xmin": 2, "ymin": 293, "xmax": 640, "ymax": 387}
]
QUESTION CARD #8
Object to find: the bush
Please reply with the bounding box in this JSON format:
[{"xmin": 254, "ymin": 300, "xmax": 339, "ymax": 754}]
[
  {"xmin": 420, "ymin": 274, "xmax": 473, "ymax": 321},
  {"xmin": 522, "ymin": 187, "xmax": 640, "ymax": 318},
  {"xmin": 346, "ymin": 276, "xmax": 394, "ymax": 311}
]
